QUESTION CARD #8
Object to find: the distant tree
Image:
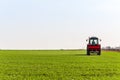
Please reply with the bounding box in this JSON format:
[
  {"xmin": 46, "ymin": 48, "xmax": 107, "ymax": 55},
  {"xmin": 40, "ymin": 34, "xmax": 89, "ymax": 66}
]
[{"xmin": 106, "ymin": 46, "xmax": 111, "ymax": 50}]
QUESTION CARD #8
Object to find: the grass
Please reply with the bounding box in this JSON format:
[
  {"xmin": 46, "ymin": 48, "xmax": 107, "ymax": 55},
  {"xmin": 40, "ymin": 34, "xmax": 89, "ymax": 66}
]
[{"xmin": 0, "ymin": 50, "xmax": 120, "ymax": 80}]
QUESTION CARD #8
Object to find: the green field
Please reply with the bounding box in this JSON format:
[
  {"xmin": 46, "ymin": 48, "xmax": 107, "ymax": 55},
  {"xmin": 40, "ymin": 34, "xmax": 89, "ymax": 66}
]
[{"xmin": 0, "ymin": 50, "xmax": 120, "ymax": 80}]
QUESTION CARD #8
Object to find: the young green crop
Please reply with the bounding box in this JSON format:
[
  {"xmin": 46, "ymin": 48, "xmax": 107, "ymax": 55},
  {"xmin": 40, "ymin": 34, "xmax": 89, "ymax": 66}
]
[{"xmin": 0, "ymin": 50, "xmax": 120, "ymax": 80}]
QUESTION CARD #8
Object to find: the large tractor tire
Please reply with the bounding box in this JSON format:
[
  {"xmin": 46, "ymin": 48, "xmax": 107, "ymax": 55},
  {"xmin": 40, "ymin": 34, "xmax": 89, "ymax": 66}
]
[
  {"xmin": 87, "ymin": 50, "xmax": 90, "ymax": 55},
  {"xmin": 97, "ymin": 50, "xmax": 101, "ymax": 55}
]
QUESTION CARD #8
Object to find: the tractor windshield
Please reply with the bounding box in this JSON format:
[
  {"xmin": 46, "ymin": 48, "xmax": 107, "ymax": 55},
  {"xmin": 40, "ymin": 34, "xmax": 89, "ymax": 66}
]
[{"xmin": 89, "ymin": 38, "xmax": 98, "ymax": 45}]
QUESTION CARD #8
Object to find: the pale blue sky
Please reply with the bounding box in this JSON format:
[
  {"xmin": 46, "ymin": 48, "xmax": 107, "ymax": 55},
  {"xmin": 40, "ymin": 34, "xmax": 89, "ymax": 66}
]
[{"xmin": 0, "ymin": 0, "xmax": 120, "ymax": 49}]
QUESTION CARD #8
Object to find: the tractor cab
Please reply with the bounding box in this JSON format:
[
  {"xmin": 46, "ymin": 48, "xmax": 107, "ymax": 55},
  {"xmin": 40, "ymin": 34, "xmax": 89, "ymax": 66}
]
[
  {"xmin": 86, "ymin": 37, "xmax": 101, "ymax": 55},
  {"xmin": 89, "ymin": 37, "xmax": 99, "ymax": 45}
]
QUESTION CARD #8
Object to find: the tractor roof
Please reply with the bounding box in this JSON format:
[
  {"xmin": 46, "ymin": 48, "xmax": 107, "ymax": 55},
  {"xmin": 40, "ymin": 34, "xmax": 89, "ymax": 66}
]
[{"xmin": 90, "ymin": 37, "xmax": 98, "ymax": 39}]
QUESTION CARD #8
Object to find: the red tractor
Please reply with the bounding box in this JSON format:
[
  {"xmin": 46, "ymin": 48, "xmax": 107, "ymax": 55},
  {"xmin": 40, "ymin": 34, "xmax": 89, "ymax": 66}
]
[{"xmin": 86, "ymin": 37, "xmax": 101, "ymax": 55}]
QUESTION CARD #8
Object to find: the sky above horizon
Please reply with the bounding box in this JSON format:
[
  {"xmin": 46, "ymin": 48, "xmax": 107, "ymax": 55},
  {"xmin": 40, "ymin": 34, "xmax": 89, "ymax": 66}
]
[{"xmin": 0, "ymin": 0, "xmax": 120, "ymax": 49}]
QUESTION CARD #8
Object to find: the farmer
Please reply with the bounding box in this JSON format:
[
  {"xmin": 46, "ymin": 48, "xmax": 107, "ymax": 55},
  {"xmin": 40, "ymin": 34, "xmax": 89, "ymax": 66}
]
[{"xmin": 92, "ymin": 40, "xmax": 95, "ymax": 45}]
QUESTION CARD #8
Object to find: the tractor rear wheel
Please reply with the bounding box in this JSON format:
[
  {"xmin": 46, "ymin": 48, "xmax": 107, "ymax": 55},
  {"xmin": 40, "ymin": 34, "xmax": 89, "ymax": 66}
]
[
  {"xmin": 97, "ymin": 50, "xmax": 101, "ymax": 55},
  {"xmin": 87, "ymin": 50, "xmax": 90, "ymax": 55}
]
